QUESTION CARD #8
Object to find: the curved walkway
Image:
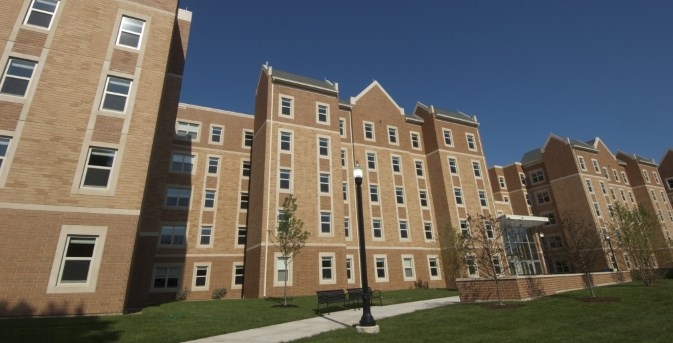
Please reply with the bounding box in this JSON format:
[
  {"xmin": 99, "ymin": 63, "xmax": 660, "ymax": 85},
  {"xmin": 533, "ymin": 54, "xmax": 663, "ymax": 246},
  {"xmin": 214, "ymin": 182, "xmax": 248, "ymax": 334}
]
[{"xmin": 184, "ymin": 296, "xmax": 461, "ymax": 343}]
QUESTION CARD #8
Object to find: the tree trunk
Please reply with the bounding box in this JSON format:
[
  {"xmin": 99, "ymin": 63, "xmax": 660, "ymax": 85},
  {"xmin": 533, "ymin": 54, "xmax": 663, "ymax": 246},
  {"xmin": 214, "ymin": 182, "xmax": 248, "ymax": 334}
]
[
  {"xmin": 283, "ymin": 274, "xmax": 288, "ymax": 306},
  {"xmin": 585, "ymin": 272, "xmax": 595, "ymax": 297}
]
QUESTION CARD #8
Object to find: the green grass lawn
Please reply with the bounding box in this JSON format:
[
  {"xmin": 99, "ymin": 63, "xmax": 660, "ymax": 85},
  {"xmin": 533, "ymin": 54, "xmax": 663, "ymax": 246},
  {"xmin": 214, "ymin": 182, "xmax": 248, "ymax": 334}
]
[
  {"xmin": 0, "ymin": 288, "xmax": 456, "ymax": 343},
  {"xmin": 293, "ymin": 280, "xmax": 673, "ymax": 343}
]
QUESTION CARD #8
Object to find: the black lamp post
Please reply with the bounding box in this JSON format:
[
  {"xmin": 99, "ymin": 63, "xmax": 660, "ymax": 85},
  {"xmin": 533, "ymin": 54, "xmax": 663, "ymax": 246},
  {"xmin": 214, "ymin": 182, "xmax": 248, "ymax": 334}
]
[
  {"xmin": 604, "ymin": 233, "xmax": 618, "ymax": 271},
  {"xmin": 353, "ymin": 163, "xmax": 377, "ymax": 330}
]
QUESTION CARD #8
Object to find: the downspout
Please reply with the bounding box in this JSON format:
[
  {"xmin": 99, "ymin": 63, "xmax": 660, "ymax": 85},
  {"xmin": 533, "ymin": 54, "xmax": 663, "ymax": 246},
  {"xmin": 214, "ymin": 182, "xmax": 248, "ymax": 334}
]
[{"xmin": 262, "ymin": 69, "xmax": 275, "ymax": 297}]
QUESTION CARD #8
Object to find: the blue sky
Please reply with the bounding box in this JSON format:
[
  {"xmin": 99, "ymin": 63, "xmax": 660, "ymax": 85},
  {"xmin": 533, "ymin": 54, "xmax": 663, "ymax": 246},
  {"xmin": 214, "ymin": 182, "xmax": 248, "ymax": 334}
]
[{"xmin": 178, "ymin": 0, "xmax": 672, "ymax": 167}]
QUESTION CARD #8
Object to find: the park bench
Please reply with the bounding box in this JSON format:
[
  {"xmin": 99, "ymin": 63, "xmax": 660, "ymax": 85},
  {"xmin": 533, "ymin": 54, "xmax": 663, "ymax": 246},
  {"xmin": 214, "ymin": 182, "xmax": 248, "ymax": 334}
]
[
  {"xmin": 347, "ymin": 287, "xmax": 382, "ymax": 308},
  {"xmin": 316, "ymin": 289, "xmax": 348, "ymax": 314}
]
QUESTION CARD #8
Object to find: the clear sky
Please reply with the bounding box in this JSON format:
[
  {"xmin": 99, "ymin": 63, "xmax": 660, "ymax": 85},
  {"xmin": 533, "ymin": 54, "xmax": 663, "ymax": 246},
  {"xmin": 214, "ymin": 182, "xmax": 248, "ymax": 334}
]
[{"xmin": 178, "ymin": 0, "xmax": 672, "ymax": 167}]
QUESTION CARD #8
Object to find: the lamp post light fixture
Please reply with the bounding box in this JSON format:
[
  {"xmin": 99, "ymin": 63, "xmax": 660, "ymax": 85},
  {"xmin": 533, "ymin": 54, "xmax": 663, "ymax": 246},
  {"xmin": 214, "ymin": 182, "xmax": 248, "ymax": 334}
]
[{"xmin": 353, "ymin": 162, "xmax": 379, "ymax": 333}]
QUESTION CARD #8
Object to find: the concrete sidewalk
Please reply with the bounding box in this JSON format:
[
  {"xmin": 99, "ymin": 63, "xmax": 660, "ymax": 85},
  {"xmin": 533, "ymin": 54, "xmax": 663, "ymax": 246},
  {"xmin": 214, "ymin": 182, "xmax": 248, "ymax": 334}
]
[{"xmin": 184, "ymin": 296, "xmax": 461, "ymax": 343}]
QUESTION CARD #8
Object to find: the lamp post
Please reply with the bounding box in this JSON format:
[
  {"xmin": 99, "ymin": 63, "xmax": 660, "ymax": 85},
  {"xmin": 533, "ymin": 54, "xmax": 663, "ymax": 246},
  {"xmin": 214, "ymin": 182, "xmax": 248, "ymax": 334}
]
[
  {"xmin": 604, "ymin": 233, "xmax": 618, "ymax": 271},
  {"xmin": 353, "ymin": 163, "xmax": 378, "ymax": 333}
]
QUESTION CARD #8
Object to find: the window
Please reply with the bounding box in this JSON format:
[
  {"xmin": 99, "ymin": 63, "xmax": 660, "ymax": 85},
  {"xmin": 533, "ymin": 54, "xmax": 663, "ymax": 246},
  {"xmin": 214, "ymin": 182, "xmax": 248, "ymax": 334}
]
[
  {"xmin": 24, "ymin": 0, "xmax": 59, "ymax": 29},
  {"xmin": 367, "ymin": 152, "xmax": 376, "ymax": 169},
  {"xmin": 116, "ymin": 16, "xmax": 145, "ymax": 49},
  {"xmin": 499, "ymin": 177, "xmax": 506, "ymax": 188},
  {"xmin": 0, "ymin": 137, "xmax": 10, "ymax": 170},
  {"xmin": 318, "ymin": 137, "xmax": 329, "ymax": 156},
  {"xmin": 548, "ymin": 235, "xmax": 563, "ymax": 249},
  {"xmin": 233, "ymin": 264, "xmax": 245, "ymax": 287},
  {"xmin": 101, "ymin": 76, "xmax": 132, "ymax": 112},
  {"xmin": 653, "ymin": 172, "xmax": 661, "ymax": 185},
  {"xmin": 395, "ymin": 187, "xmax": 405, "ymax": 204},
  {"xmin": 613, "ymin": 170, "xmax": 620, "ymax": 182},
  {"xmin": 388, "ymin": 127, "xmax": 398, "ymax": 144},
  {"xmin": 454, "ymin": 187, "xmax": 463, "ymax": 205},
  {"xmin": 317, "ymin": 103, "xmax": 329, "ymax": 123},
  {"xmin": 592, "ymin": 159, "xmax": 600, "ymax": 173},
  {"xmin": 536, "ymin": 191, "xmax": 551, "ymax": 204},
  {"xmin": 466, "ymin": 256, "xmax": 478, "ymax": 277},
  {"xmin": 171, "ymin": 153, "xmax": 194, "ymax": 173},
  {"xmin": 279, "ymin": 169, "xmax": 291, "ymax": 190},
  {"xmin": 240, "ymin": 192, "xmax": 249, "ymax": 210},
  {"xmin": 153, "ymin": 266, "xmax": 181, "ymax": 290},
  {"xmin": 519, "ymin": 173, "xmax": 526, "ymax": 185},
  {"xmin": 375, "ymin": 256, "xmax": 388, "ymax": 281},
  {"xmin": 410, "ymin": 132, "xmax": 421, "ymax": 149},
  {"xmin": 160, "ymin": 225, "xmax": 186, "ymax": 246},
  {"xmin": 466, "ymin": 134, "xmax": 476, "ymax": 150},
  {"xmin": 493, "ymin": 256, "xmax": 502, "ymax": 275},
  {"xmin": 599, "ymin": 181, "xmax": 607, "ymax": 194},
  {"xmin": 237, "ymin": 227, "xmax": 247, "ymax": 246},
  {"xmin": 485, "ymin": 222, "xmax": 494, "ymax": 239},
  {"xmin": 478, "ymin": 190, "xmax": 488, "ymax": 207},
  {"xmin": 341, "ymin": 149, "xmax": 346, "ymax": 168},
  {"xmin": 460, "ymin": 220, "xmax": 469, "ymax": 237},
  {"xmin": 622, "ymin": 172, "xmax": 629, "ymax": 185},
  {"xmin": 372, "ymin": 219, "xmax": 382, "ymax": 238},
  {"xmin": 424, "ymin": 222, "xmax": 433, "ymax": 240},
  {"xmin": 399, "ymin": 220, "xmax": 409, "ymax": 239},
  {"xmin": 594, "ymin": 203, "xmax": 601, "ymax": 217},
  {"xmin": 346, "ymin": 256, "xmax": 355, "ymax": 283},
  {"xmin": 531, "ymin": 170, "xmax": 545, "ymax": 183},
  {"xmin": 585, "ymin": 179, "xmax": 594, "ymax": 193},
  {"xmin": 428, "ymin": 257, "xmax": 440, "ymax": 279},
  {"xmin": 1, "ymin": 58, "xmax": 37, "ymax": 97},
  {"xmin": 554, "ymin": 261, "xmax": 570, "ymax": 273},
  {"xmin": 193, "ymin": 265, "xmax": 209, "ymax": 289},
  {"xmin": 339, "ymin": 118, "xmax": 346, "ymax": 136},
  {"xmin": 165, "ymin": 187, "xmax": 190, "ymax": 208},
  {"xmin": 602, "ymin": 167, "xmax": 609, "ymax": 180},
  {"xmin": 620, "ymin": 189, "xmax": 627, "ymax": 201},
  {"xmin": 643, "ymin": 170, "xmax": 650, "ymax": 183},
  {"xmin": 545, "ymin": 212, "xmax": 557, "ymax": 225},
  {"xmin": 402, "ymin": 257, "xmax": 415, "ymax": 280},
  {"xmin": 442, "ymin": 129, "xmax": 453, "ymax": 146},
  {"xmin": 320, "ymin": 254, "xmax": 334, "ymax": 283},
  {"xmin": 415, "ymin": 160, "xmax": 424, "ymax": 177},
  {"xmin": 198, "ymin": 226, "xmax": 212, "ymax": 246},
  {"xmin": 391, "ymin": 156, "xmax": 401, "ymax": 173},
  {"xmin": 243, "ymin": 130, "xmax": 253, "ymax": 148},
  {"xmin": 47, "ymin": 226, "xmax": 107, "ymax": 293},
  {"xmin": 419, "ymin": 190, "xmax": 428, "ymax": 207},
  {"xmin": 577, "ymin": 157, "xmax": 586, "ymax": 171},
  {"xmin": 448, "ymin": 158, "xmax": 458, "ymax": 174},
  {"xmin": 370, "ymin": 185, "xmax": 379, "ymax": 202},
  {"xmin": 280, "ymin": 96, "xmax": 293, "ymax": 116},
  {"xmin": 176, "ymin": 121, "xmax": 199, "ymax": 140},
  {"xmin": 344, "ymin": 218, "xmax": 350, "ymax": 238},
  {"xmin": 504, "ymin": 196, "xmax": 509, "ymax": 203},
  {"xmin": 610, "ymin": 188, "xmax": 617, "ymax": 201},
  {"xmin": 55, "ymin": 236, "xmax": 97, "ymax": 285},
  {"xmin": 203, "ymin": 190, "xmax": 216, "ymax": 209},
  {"xmin": 623, "ymin": 254, "xmax": 632, "ymax": 270},
  {"xmin": 364, "ymin": 122, "xmax": 374, "ymax": 140},
  {"xmin": 472, "ymin": 161, "xmax": 481, "ymax": 177},
  {"xmin": 629, "ymin": 191, "xmax": 635, "ymax": 203},
  {"xmin": 81, "ymin": 148, "xmax": 116, "ymax": 188},
  {"xmin": 320, "ymin": 212, "xmax": 331, "ymax": 234},
  {"xmin": 277, "ymin": 131, "xmax": 291, "ymax": 152},
  {"xmin": 210, "ymin": 126, "xmax": 223, "ymax": 144},
  {"xmin": 276, "ymin": 256, "xmax": 290, "ymax": 284},
  {"xmin": 342, "ymin": 182, "xmax": 348, "ymax": 201},
  {"xmin": 319, "ymin": 173, "xmax": 330, "ymax": 193},
  {"xmin": 525, "ymin": 193, "xmax": 531, "ymax": 206},
  {"xmin": 207, "ymin": 157, "xmax": 219, "ymax": 174},
  {"xmin": 242, "ymin": 160, "xmax": 251, "ymax": 177}
]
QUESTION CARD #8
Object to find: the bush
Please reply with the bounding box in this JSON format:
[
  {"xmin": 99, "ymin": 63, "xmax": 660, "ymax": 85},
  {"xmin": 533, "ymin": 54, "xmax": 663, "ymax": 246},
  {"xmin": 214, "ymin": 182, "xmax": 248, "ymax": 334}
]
[
  {"xmin": 176, "ymin": 288, "xmax": 191, "ymax": 301},
  {"xmin": 212, "ymin": 288, "xmax": 228, "ymax": 299},
  {"xmin": 414, "ymin": 279, "xmax": 429, "ymax": 289}
]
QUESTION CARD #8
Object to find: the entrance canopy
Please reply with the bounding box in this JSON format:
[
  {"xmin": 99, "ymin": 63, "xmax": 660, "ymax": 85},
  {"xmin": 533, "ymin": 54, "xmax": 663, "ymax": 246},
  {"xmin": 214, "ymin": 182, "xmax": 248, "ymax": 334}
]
[{"xmin": 499, "ymin": 214, "xmax": 549, "ymax": 229}]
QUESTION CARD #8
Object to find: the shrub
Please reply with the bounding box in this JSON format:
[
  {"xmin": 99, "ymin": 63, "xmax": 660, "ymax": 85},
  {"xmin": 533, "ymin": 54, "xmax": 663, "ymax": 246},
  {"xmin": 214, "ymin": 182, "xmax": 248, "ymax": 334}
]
[
  {"xmin": 212, "ymin": 288, "xmax": 228, "ymax": 300},
  {"xmin": 176, "ymin": 288, "xmax": 191, "ymax": 301}
]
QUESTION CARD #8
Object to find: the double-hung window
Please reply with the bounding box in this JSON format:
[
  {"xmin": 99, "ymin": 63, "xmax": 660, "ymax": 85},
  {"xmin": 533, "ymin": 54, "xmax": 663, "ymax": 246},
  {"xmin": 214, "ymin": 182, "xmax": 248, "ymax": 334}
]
[
  {"xmin": 160, "ymin": 225, "xmax": 186, "ymax": 246},
  {"xmin": 24, "ymin": 0, "xmax": 59, "ymax": 29},
  {"xmin": 399, "ymin": 221, "xmax": 409, "ymax": 239},
  {"xmin": 391, "ymin": 156, "xmax": 401, "ymax": 173},
  {"xmin": 318, "ymin": 137, "xmax": 329, "ymax": 156},
  {"xmin": 101, "ymin": 76, "xmax": 131, "ymax": 112},
  {"xmin": 56, "ymin": 235, "xmax": 98, "ymax": 285},
  {"xmin": 319, "ymin": 173, "xmax": 330, "ymax": 193},
  {"xmin": 370, "ymin": 185, "xmax": 379, "ymax": 202},
  {"xmin": 81, "ymin": 147, "xmax": 116, "ymax": 188},
  {"xmin": 176, "ymin": 121, "xmax": 199, "ymax": 140},
  {"xmin": 153, "ymin": 266, "xmax": 181, "ymax": 289},
  {"xmin": 372, "ymin": 219, "xmax": 382, "ymax": 238},
  {"xmin": 388, "ymin": 127, "xmax": 398, "ymax": 144},
  {"xmin": 203, "ymin": 190, "xmax": 216, "ymax": 209},
  {"xmin": 443, "ymin": 129, "xmax": 452, "ymax": 146},
  {"xmin": 166, "ymin": 187, "xmax": 190, "ymax": 208},
  {"xmin": 1, "ymin": 58, "xmax": 37, "ymax": 97},
  {"xmin": 367, "ymin": 152, "xmax": 376, "ymax": 169},
  {"xmin": 454, "ymin": 187, "xmax": 463, "ymax": 205},
  {"xmin": 424, "ymin": 223, "xmax": 433, "ymax": 240},
  {"xmin": 210, "ymin": 126, "xmax": 223, "ymax": 144},
  {"xmin": 0, "ymin": 137, "xmax": 10, "ymax": 170},
  {"xmin": 171, "ymin": 153, "xmax": 194, "ymax": 173},
  {"xmin": 279, "ymin": 169, "xmax": 291, "ymax": 190},
  {"xmin": 415, "ymin": 161, "xmax": 424, "ymax": 177},
  {"xmin": 280, "ymin": 97, "xmax": 293, "ymax": 116},
  {"xmin": 280, "ymin": 131, "xmax": 292, "ymax": 151},
  {"xmin": 395, "ymin": 187, "xmax": 405, "ymax": 204},
  {"xmin": 317, "ymin": 104, "xmax": 329, "ymax": 123},
  {"xmin": 472, "ymin": 161, "xmax": 481, "ymax": 177},
  {"xmin": 208, "ymin": 157, "xmax": 219, "ymax": 174},
  {"xmin": 320, "ymin": 212, "xmax": 331, "ymax": 234},
  {"xmin": 466, "ymin": 134, "xmax": 476, "ymax": 150},
  {"xmin": 116, "ymin": 16, "xmax": 145, "ymax": 49}
]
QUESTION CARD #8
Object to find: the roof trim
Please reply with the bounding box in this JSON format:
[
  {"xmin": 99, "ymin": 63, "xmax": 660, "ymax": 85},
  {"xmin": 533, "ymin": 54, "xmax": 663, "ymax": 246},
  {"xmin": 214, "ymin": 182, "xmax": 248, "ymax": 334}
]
[{"xmin": 350, "ymin": 81, "xmax": 404, "ymax": 115}]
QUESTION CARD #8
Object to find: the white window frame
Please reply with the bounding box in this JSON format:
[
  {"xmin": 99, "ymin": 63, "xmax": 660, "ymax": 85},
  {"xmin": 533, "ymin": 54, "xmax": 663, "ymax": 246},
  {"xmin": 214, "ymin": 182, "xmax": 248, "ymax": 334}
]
[
  {"xmin": 24, "ymin": 0, "xmax": 60, "ymax": 30},
  {"xmin": 274, "ymin": 254, "xmax": 292, "ymax": 286},
  {"xmin": 198, "ymin": 225, "xmax": 213, "ymax": 247},
  {"xmin": 240, "ymin": 192, "xmax": 249, "ymax": 211},
  {"xmin": 241, "ymin": 160, "xmax": 251, "ymax": 178},
  {"xmin": 448, "ymin": 157, "xmax": 458, "ymax": 174},
  {"xmin": 346, "ymin": 255, "xmax": 355, "ymax": 284},
  {"xmin": 402, "ymin": 255, "xmax": 416, "ymax": 281},
  {"xmin": 374, "ymin": 255, "xmax": 389, "ymax": 282},
  {"xmin": 372, "ymin": 218, "xmax": 383, "ymax": 239},
  {"xmin": 0, "ymin": 136, "xmax": 10, "ymax": 172},
  {"xmin": 170, "ymin": 152, "xmax": 195, "ymax": 174},
  {"xmin": 466, "ymin": 134, "xmax": 477, "ymax": 151},
  {"xmin": 592, "ymin": 158, "xmax": 600, "ymax": 173},
  {"xmin": 366, "ymin": 151, "xmax": 376, "ymax": 170},
  {"xmin": 410, "ymin": 131, "xmax": 421, "ymax": 150},
  {"xmin": 116, "ymin": 16, "xmax": 146, "ymax": 50},
  {"xmin": 387, "ymin": 126, "xmax": 398, "ymax": 145},
  {"xmin": 419, "ymin": 190, "xmax": 428, "ymax": 208},
  {"xmin": 363, "ymin": 121, "xmax": 375, "ymax": 141},
  {"xmin": 415, "ymin": 160, "xmax": 425, "ymax": 177},
  {"xmin": 391, "ymin": 155, "xmax": 401, "ymax": 173},
  {"xmin": 320, "ymin": 212, "xmax": 332, "ymax": 235},
  {"xmin": 423, "ymin": 222, "xmax": 433, "ymax": 241},
  {"xmin": 318, "ymin": 136, "xmax": 330, "ymax": 157},
  {"xmin": 472, "ymin": 161, "xmax": 482, "ymax": 178},
  {"xmin": 279, "ymin": 95, "xmax": 294, "ymax": 117},
  {"xmin": 237, "ymin": 226, "xmax": 247, "ymax": 247},
  {"xmin": 159, "ymin": 224, "xmax": 186, "ymax": 247},
  {"xmin": 577, "ymin": 156, "xmax": 586, "ymax": 171},
  {"xmin": 370, "ymin": 184, "xmax": 379, "ymax": 203},
  {"xmin": 585, "ymin": 179, "xmax": 594, "ymax": 193},
  {"xmin": 232, "ymin": 262, "xmax": 245, "ymax": 289},
  {"xmin": 442, "ymin": 129, "xmax": 453, "ymax": 147},
  {"xmin": 165, "ymin": 187, "xmax": 191, "ymax": 208},
  {"xmin": 499, "ymin": 176, "xmax": 506, "ymax": 189},
  {"xmin": 47, "ymin": 225, "xmax": 107, "ymax": 294},
  {"xmin": 319, "ymin": 172, "xmax": 330, "ymax": 194},
  {"xmin": 316, "ymin": 102, "xmax": 330, "ymax": 124},
  {"xmin": 466, "ymin": 255, "xmax": 478, "ymax": 277},
  {"xmin": 0, "ymin": 58, "xmax": 37, "ymax": 97},
  {"xmin": 176, "ymin": 120, "xmax": 200, "ymax": 140},
  {"xmin": 428, "ymin": 255, "xmax": 441, "ymax": 280},
  {"xmin": 80, "ymin": 147, "xmax": 117, "ymax": 189},
  {"xmin": 203, "ymin": 189, "xmax": 216, "ymax": 209},
  {"xmin": 643, "ymin": 169, "xmax": 651, "ymax": 183},
  {"xmin": 530, "ymin": 169, "xmax": 545, "ymax": 184},
  {"xmin": 279, "ymin": 168, "xmax": 292, "ymax": 191},
  {"xmin": 536, "ymin": 190, "xmax": 551, "ymax": 204},
  {"xmin": 207, "ymin": 156, "xmax": 219, "ymax": 174},
  {"xmin": 192, "ymin": 262, "xmax": 211, "ymax": 291},
  {"xmin": 100, "ymin": 76, "xmax": 132, "ymax": 112},
  {"xmin": 319, "ymin": 253, "xmax": 336, "ymax": 284},
  {"xmin": 395, "ymin": 187, "xmax": 405, "ymax": 205},
  {"xmin": 339, "ymin": 118, "xmax": 346, "ymax": 137},
  {"xmin": 399, "ymin": 220, "xmax": 409, "ymax": 240},
  {"xmin": 454, "ymin": 187, "xmax": 464, "ymax": 205},
  {"xmin": 209, "ymin": 125, "xmax": 224, "ymax": 145},
  {"xmin": 243, "ymin": 130, "xmax": 254, "ymax": 148}
]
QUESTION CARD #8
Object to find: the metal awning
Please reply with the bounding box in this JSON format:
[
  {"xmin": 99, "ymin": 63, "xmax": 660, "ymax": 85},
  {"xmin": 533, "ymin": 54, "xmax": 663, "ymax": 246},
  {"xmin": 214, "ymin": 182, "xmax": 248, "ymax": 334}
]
[{"xmin": 499, "ymin": 214, "xmax": 549, "ymax": 228}]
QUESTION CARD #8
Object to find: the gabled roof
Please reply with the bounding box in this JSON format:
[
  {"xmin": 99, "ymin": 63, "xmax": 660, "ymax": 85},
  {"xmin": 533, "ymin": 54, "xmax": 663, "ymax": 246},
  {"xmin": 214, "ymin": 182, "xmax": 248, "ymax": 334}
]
[
  {"xmin": 521, "ymin": 148, "xmax": 543, "ymax": 165},
  {"xmin": 569, "ymin": 138, "xmax": 598, "ymax": 153},
  {"xmin": 350, "ymin": 80, "xmax": 404, "ymax": 115},
  {"xmin": 616, "ymin": 151, "xmax": 658, "ymax": 167},
  {"xmin": 405, "ymin": 113, "xmax": 424, "ymax": 124},
  {"xmin": 435, "ymin": 107, "xmax": 477, "ymax": 125},
  {"xmin": 266, "ymin": 66, "xmax": 338, "ymax": 94}
]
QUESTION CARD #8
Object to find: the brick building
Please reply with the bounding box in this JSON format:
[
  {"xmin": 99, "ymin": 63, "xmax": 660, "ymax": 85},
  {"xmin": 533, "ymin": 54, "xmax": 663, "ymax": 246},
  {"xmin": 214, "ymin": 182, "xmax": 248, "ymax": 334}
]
[{"xmin": 0, "ymin": 0, "xmax": 190, "ymax": 316}]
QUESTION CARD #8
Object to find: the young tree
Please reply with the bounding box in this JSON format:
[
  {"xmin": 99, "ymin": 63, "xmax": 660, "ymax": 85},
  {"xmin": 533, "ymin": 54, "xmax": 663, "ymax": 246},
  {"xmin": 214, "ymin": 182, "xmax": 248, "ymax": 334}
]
[
  {"xmin": 609, "ymin": 203, "xmax": 665, "ymax": 287},
  {"xmin": 273, "ymin": 194, "xmax": 310, "ymax": 306},
  {"xmin": 465, "ymin": 214, "xmax": 509, "ymax": 305},
  {"xmin": 438, "ymin": 222, "xmax": 471, "ymax": 287},
  {"xmin": 558, "ymin": 213, "xmax": 605, "ymax": 297}
]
